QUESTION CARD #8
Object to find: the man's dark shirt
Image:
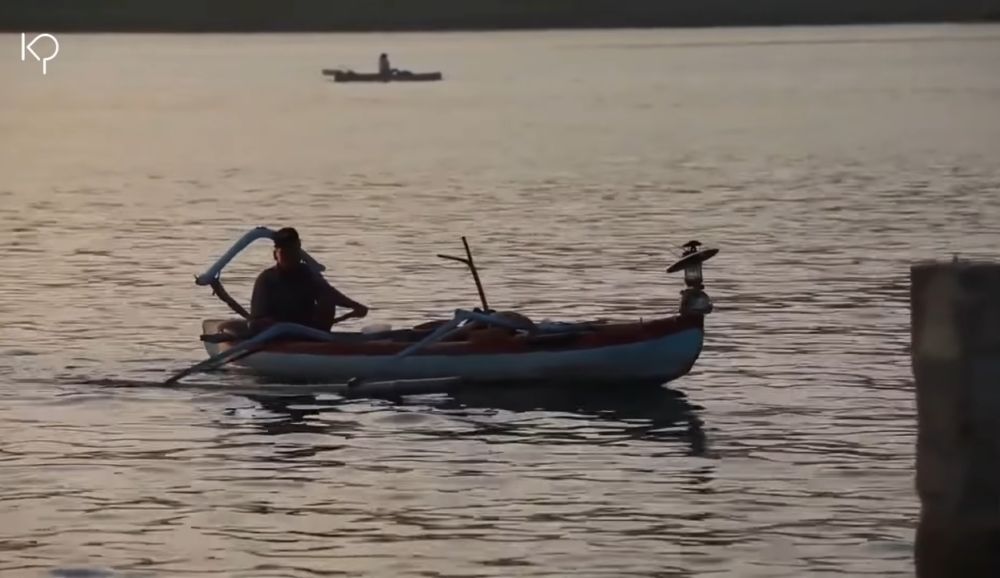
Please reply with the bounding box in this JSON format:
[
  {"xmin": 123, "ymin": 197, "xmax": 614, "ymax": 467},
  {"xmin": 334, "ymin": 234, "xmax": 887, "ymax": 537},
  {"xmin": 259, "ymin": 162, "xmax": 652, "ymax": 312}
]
[{"xmin": 250, "ymin": 264, "xmax": 328, "ymax": 327}]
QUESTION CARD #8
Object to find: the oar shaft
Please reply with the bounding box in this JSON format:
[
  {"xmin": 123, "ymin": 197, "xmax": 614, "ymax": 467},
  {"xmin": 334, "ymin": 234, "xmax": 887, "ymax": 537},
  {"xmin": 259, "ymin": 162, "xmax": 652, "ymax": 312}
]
[
  {"xmin": 165, "ymin": 324, "xmax": 283, "ymax": 384},
  {"xmin": 396, "ymin": 315, "xmax": 464, "ymax": 358},
  {"xmin": 165, "ymin": 319, "xmax": 360, "ymax": 385}
]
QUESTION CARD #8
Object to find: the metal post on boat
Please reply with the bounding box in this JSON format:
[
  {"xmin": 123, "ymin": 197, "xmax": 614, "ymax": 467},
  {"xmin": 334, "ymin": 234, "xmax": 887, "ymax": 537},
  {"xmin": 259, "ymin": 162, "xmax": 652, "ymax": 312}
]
[
  {"xmin": 667, "ymin": 240, "xmax": 719, "ymax": 316},
  {"xmin": 911, "ymin": 259, "xmax": 1000, "ymax": 578}
]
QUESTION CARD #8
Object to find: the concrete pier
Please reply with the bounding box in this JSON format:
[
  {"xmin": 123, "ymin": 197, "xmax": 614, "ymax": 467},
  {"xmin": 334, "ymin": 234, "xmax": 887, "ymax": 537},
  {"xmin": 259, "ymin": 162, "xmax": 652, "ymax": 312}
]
[{"xmin": 912, "ymin": 261, "xmax": 1000, "ymax": 578}]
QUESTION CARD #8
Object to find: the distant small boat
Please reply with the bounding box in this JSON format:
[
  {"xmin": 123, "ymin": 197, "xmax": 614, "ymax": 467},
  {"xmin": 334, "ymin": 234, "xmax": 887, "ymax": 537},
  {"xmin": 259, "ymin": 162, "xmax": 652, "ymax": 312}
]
[{"xmin": 322, "ymin": 69, "xmax": 443, "ymax": 83}]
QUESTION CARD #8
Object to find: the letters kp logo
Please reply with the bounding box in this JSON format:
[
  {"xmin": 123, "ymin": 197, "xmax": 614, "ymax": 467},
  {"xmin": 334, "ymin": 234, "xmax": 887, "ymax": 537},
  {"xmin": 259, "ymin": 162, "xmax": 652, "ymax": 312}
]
[{"xmin": 21, "ymin": 33, "xmax": 59, "ymax": 75}]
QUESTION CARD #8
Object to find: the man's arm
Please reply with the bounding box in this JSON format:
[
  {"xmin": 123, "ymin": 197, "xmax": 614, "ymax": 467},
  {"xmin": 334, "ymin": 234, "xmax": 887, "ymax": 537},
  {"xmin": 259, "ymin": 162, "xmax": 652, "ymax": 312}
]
[
  {"xmin": 312, "ymin": 271, "xmax": 368, "ymax": 317},
  {"xmin": 249, "ymin": 272, "xmax": 277, "ymax": 331}
]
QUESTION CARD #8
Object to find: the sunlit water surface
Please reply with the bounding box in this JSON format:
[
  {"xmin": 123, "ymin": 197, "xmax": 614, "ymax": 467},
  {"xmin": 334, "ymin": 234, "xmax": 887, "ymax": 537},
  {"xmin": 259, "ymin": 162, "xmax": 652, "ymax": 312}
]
[{"xmin": 2, "ymin": 24, "xmax": 1000, "ymax": 577}]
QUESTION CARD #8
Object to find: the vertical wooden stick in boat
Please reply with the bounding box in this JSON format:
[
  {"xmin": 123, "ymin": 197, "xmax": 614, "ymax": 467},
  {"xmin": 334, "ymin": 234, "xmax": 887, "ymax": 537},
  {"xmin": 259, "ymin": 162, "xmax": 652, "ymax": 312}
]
[
  {"xmin": 437, "ymin": 237, "xmax": 491, "ymax": 312},
  {"xmin": 462, "ymin": 236, "xmax": 490, "ymax": 312}
]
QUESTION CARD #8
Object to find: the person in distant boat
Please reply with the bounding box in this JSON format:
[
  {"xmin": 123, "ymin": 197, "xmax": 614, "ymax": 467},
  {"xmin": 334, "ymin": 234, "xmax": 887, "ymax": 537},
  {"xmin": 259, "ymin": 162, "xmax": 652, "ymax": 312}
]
[
  {"xmin": 249, "ymin": 227, "xmax": 368, "ymax": 333},
  {"xmin": 378, "ymin": 53, "xmax": 392, "ymax": 77}
]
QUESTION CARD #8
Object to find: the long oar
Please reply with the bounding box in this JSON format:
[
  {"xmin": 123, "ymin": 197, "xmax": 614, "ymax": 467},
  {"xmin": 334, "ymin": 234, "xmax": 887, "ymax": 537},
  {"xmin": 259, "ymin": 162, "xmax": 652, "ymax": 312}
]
[
  {"xmin": 345, "ymin": 308, "xmax": 534, "ymax": 389},
  {"xmin": 346, "ymin": 315, "xmax": 467, "ymax": 389},
  {"xmin": 213, "ymin": 311, "xmax": 361, "ymax": 372},
  {"xmin": 165, "ymin": 312, "xmax": 357, "ymax": 385},
  {"xmin": 165, "ymin": 326, "xmax": 282, "ymax": 385}
]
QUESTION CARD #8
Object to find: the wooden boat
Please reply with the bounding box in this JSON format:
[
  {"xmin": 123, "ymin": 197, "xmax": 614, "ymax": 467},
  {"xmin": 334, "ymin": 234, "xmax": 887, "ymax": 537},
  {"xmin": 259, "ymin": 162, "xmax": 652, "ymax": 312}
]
[
  {"xmin": 321, "ymin": 69, "xmax": 443, "ymax": 83},
  {"xmin": 199, "ymin": 314, "xmax": 705, "ymax": 385},
  {"xmin": 173, "ymin": 228, "xmax": 719, "ymax": 390}
]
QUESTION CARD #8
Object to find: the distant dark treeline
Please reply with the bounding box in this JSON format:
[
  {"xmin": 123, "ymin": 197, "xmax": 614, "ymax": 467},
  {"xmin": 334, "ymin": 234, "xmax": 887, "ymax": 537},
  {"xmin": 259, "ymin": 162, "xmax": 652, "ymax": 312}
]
[{"xmin": 3, "ymin": 0, "xmax": 999, "ymax": 32}]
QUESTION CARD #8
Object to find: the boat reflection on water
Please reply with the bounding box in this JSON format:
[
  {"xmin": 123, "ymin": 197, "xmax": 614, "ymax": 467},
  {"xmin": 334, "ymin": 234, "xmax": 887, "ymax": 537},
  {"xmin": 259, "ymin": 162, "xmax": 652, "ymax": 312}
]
[{"xmin": 241, "ymin": 382, "xmax": 708, "ymax": 456}]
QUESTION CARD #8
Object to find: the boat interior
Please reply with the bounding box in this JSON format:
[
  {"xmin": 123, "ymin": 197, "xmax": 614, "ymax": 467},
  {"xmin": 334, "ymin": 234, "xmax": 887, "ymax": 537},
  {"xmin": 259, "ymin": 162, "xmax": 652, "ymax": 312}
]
[
  {"xmin": 200, "ymin": 311, "xmax": 699, "ymax": 355},
  {"xmin": 203, "ymin": 311, "xmax": 606, "ymax": 345}
]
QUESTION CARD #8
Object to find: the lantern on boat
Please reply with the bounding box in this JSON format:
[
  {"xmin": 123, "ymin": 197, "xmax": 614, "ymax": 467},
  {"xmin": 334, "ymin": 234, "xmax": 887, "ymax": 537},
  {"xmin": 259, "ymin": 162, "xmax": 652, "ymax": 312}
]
[{"xmin": 667, "ymin": 240, "xmax": 719, "ymax": 316}]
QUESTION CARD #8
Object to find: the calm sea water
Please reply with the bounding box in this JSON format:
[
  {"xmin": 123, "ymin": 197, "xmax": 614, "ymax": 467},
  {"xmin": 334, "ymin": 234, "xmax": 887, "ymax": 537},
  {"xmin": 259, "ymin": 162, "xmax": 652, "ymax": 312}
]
[{"xmin": 2, "ymin": 24, "xmax": 1000, "ymax": 577}]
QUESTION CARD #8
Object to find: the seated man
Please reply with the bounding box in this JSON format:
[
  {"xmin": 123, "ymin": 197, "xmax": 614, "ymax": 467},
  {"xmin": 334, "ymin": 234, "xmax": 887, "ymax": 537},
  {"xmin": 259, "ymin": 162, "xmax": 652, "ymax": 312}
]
[
  {"xmin": 249, "ymin": 227, "xmax": 368, "ymax": 333},
  {"xmin": 378, "ymin": 53, "xmax": 392, "ymax": 77}
]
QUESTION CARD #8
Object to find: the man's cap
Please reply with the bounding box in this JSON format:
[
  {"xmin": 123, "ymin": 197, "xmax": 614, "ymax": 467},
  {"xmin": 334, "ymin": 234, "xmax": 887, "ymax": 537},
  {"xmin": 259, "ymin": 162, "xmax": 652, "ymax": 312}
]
[{"xmin": 273, "ymin": 227, "xmax": 301, "ymax": 250}]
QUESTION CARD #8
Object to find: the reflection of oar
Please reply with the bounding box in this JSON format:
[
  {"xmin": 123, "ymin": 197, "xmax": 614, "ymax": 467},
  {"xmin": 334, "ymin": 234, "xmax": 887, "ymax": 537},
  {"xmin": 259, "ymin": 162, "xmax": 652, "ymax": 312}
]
[{"xmin": 165, "ymin": 312, "xmax": 358, "ymax": 385}]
